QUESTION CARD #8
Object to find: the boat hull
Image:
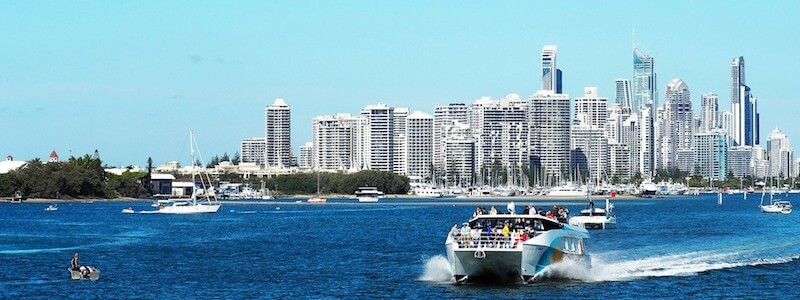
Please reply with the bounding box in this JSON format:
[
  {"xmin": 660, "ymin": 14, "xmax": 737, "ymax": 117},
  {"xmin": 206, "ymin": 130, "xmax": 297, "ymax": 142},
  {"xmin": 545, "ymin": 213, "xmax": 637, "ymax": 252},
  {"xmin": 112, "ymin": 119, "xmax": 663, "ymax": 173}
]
[
  {"xmin": 760, "ymin": 205, "xmax": 792, "ymax": 214},
  {"xmin": 357, "ymin": 197, "xmax": 379, "ymax": 203},
  {"xmin": 568, "ymin": 216, "xmax": 617, "ymax": 229},
  {"xmin": 143, "ymin": 204, "xmax": 221, "ymax": 214},
  {"xmin": 69, "ymin": 267, "xmax": 100, "ymax": 281},
  {"xmin": 446, "ymin": 231, "xmax": 590, "ymax": 284}
]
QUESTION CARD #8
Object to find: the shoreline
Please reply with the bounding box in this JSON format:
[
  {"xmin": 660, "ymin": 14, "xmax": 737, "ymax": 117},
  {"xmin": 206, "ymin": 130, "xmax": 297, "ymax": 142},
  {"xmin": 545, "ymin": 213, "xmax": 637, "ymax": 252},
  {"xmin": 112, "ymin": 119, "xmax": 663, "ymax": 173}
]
[{"xmin": 9, "ymin": 194, "xmax": 685, "ymax": 204}]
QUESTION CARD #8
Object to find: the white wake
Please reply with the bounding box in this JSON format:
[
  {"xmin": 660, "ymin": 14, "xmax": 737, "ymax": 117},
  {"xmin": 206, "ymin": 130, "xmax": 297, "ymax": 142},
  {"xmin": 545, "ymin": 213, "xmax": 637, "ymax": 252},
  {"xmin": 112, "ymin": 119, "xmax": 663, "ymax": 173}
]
[{"xmin": 418, "ymin": 255, "xmax": 455, "ymax": 283}]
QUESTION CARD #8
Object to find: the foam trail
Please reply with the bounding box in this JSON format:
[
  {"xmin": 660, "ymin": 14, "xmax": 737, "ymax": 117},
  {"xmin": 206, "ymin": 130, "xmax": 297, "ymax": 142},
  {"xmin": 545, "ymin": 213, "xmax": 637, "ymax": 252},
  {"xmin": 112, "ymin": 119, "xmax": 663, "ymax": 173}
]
[
  {"xmin": 543, "ymin": 250, "xmax": 800, "ymax": 283},
  {"xmin": 418, "ymin": 255, "xmax": 455, "ymax": 283}
]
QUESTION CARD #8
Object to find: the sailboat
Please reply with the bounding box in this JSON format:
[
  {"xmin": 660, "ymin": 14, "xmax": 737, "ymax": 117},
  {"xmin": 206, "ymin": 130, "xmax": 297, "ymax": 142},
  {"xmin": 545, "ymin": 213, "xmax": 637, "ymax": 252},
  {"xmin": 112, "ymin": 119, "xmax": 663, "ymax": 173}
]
[
  {"xmin": 143, "ymin": 130, "xmax": 221, "ymax": 214},
  {"xmin": 759, "ymin": 189, "xmax": 792, "ymax": 214},
  {"xmin": 308, "ymin": 171, "xmax": 326, "ymax": 204}
]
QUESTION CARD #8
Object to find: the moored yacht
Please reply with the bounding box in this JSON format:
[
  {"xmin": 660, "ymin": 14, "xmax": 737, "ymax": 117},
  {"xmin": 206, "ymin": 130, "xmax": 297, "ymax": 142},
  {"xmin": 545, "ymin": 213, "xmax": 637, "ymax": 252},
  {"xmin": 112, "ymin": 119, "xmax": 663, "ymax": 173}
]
[
  {"xmin": 446, "ymin": 212, "xmax": 591, "ymax": 284},
  {"xmin": 355, "ymin": 187, "xmax": 383, "ymax": 203},
  {"xmin": 568, "ymin": 199, "xmax": 616, "ymax": 229},
  {"xmin": 143, "ymin": 131, "xmax": 221, "ymax": 214},
  {"xmin": 759, "ymin": 191, "xmax": 792, "ymax": 214},
  {"xmin": 546, "ymin": 183, "xmax": 588, "ymax": 197},
  {"xmin": 413, "ymin": 185, "xmax": 443, "ymax": 198}
]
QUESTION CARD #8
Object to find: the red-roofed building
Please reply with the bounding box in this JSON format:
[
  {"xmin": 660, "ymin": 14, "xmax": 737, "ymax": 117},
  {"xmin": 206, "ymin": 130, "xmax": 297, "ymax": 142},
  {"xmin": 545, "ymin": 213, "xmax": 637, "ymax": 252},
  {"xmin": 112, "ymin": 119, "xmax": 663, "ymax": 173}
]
[{"xmin": 49, "ymin": 150, "xmax": 59, "ymax": 163}]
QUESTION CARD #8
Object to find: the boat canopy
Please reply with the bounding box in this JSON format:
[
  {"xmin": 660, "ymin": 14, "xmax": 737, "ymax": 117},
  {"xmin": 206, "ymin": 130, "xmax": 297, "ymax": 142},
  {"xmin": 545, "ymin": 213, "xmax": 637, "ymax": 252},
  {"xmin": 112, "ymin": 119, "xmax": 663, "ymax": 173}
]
[{"xmin": 467, "ymin": 214, "xmax": 564, "ymax": 231}]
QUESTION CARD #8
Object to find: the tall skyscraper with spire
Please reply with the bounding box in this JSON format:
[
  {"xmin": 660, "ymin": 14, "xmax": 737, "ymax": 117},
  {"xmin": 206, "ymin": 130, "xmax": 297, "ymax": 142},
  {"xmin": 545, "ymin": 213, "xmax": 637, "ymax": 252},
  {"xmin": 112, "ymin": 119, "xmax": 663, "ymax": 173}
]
[
  {"xmin": 731, "ymin": 56, "xmax": 759, "ymax": 147},
  {"xmin": 632, "ymin": 34, "xmax": 656, "ymax": 177},
  {"xmin": 633, "ymin": 40, "xmax": 656, "ymax": 111}
]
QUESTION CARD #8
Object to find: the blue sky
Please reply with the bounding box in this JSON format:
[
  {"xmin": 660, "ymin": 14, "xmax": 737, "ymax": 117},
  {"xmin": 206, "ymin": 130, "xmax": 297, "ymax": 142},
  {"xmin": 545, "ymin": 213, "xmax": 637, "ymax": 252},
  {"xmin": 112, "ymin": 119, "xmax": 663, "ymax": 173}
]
[{"xmin": 1, "ymin": 1, "xmax": 798, "ymax": 166}]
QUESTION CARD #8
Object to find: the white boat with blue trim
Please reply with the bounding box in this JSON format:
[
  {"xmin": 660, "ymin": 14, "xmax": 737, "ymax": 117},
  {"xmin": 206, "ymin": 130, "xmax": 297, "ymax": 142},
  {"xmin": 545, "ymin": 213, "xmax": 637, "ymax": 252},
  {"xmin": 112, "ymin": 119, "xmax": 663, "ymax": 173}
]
[{"xmin": 446, "ymin": 212, "xmax": 591, "ymax": 284}]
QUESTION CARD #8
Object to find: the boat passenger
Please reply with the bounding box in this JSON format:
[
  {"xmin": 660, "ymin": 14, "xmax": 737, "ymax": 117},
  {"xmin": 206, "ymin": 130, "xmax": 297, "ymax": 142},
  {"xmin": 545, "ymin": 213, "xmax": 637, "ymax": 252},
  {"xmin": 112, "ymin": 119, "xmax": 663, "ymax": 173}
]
[
  {"xmin": 489, "ymin": 206, "xmax": 498, "ymax": 215},
  {"xmin": 507, "ymin": 202, "xmax": 516, "ymax": 215},
  {"xmin": 460, "ymin": 223, "xmax": 470, "ymax": 245},
  {"xmin": 589, "ymin": 200, "xmax": 595, "ymax": 216},
  {"xmin": 502, "ymin": 224, "xmax": 511, "ymax": 248},
  {"xmin": 545, "ymin": 210, "xmax": 555, "ymax": 219},
  {"xmin": 71, "ymin": 253, "xmax": 79, "ymax": 270},
  {"xmin": 529, "ymin": 206, "xmax": 537, "ymax": 215},
  {"xmin": 534, "ymin": 219, "xmax": 544, "ymax": 231}
]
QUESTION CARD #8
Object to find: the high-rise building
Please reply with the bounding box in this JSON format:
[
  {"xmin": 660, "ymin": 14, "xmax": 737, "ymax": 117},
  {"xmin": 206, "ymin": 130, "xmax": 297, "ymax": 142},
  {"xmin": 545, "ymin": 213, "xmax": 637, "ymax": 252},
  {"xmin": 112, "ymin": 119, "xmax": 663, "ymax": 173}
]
[
  {"xmin": 573, "ymin": 87, "xmax": 608, "ymax": 128},
  {"xmin": 470, "ymin": 95, "xmax": 529, "ymax": 184},
  {"xmin": 444, "ymin": 122, "xmax": 475, "ymax": 187},
  {"xmin": 638, "ymin": 107, "xmax": 655, "ymax": 177},
  {"xmin": 605, "ymin": 103, "xmax": 631, "ymax": 145},
  {"xmin": 393, "ymin": 107, "xmax": 409, "ymax": 175},
  {"xmin": 312, "ymin": 114, "xmax": 361, "ymax": 171},
  {"xmin": 264, "ymin": 98, "xmax": 292, "ymax": 168},
  {"xmin": 405, "ymin": 111, "xmax": 434, "ymax": 181},
  {"xmin": 298, "ymin": 142, "xmax": 313, "ymax": 168},
  {"xmin": 433, "ymin": 103, "xmax": 468, "ymax": 172},
  {"xmin": 693, "ymin": 130, "xmax": 727, "ymax": 180},
  {"xmin": 529, "ymin": 90, "xmax": 571, "ymax": 183},
  {"xmin": 240, "ymin": 137, "xmax": 266, "ymax": 166},
  {"xmin": 541, "ymin": 45, "xmax": 559, "ymax": 92},
  {"xmin": 656, "ymin": 78, "xmax": 693, "ymax": 170},
  {"xmin": 633, "ymin": 42, "xmax": 657, "ymax": 111},
  {"xmin": 615, "ymin": 79, "xmax": 633, "ymax": 108},
  {"xmin": 727, "ymin": 146, "xmax": 753, "ymax": 178},
  {"xmin": 620, "ymin": 113, "xmax": 640, "ymax": 177},
  {"xmin": 700, "ymin": 93, "xmax": 719, "ymax": 132},
  {"xmin": 608, "ymin": 143, "xmax": 631, "ymax": 180},
  {"xmin": 768, "ymin": 128, "xmax": 793, "ymax": 179},
  {"xmin": 730, "ymin": 56, "xmax": 760, "ymax": 147},
  {"xmin": 570, "ymin": 124, "xmax": 607, "ymax": 183},
  {"xmin": 361, "ymin": 104, "xmax": 395, "ymax": 172}
]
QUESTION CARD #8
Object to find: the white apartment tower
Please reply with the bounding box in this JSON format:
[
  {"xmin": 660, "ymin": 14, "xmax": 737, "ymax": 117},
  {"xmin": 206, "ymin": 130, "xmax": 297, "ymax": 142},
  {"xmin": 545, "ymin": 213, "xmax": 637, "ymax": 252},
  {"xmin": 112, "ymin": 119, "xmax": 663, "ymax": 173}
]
[
  {"xmin": 361, "ymin": 104, "xmax": 395, "ymax": 172},
  {"xmin": 656, "ymin": 78, "xmax": 693, "ymax": 170},
  {"xmin": 471, "ymin": 95, "xmax": 529, "ymax": 184},
  {"xmin": 264, "ymin": 98, "xmax": 292, "ymax": 168},
  {"xmin": 240, "ymin": 137, "xmax": 266, "ymax": 166},
  {"xmin": 392, "ymin": 107, "xmax": 409, "ymax": 175},
  {"xmin": 298, "ymin": 142, "xmax": 313, "ymax": 168},
  {"xmin": 445, "ymin": 122, "xmax": 475, "ymax": 187},
  {"xmin": 574, "ymin": 87, "xmax": 608, "ymax": 128},
  {"xmin": 700, "ymin": 93, "xmax": 719, "ymax": 132},
  {"xmin": 693, "ymin": 130, "xmax": 727, "ymax": 180},
  {"xmin": 768, "ymin": 128, "xmax": 793, "ymax": 179},
  {"xmin": 433, "ymin": 103, "xmax": 468, "ymax": 172},
  {"xmin": 312, "ymin": 114, "xmax": 362, "ymax": 171},
  {"xmin": 529, "ymin": 90, "xmax": 571, "ymax": 183},
  {"xmin": 405, "ymin": 111, "xmax": 434, "ymax": 180}
]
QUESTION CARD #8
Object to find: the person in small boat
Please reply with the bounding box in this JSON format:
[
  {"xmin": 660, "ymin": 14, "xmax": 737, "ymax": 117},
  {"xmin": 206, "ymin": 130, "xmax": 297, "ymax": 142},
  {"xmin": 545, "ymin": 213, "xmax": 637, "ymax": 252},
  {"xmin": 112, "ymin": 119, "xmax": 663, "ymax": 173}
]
[
  {"xmin": 589, "ymin": 200, "xmax": 595, "ymax": 216},
  {"xmin": 71, "ymin": 253, "xmax": 79, "ymax": 270}
]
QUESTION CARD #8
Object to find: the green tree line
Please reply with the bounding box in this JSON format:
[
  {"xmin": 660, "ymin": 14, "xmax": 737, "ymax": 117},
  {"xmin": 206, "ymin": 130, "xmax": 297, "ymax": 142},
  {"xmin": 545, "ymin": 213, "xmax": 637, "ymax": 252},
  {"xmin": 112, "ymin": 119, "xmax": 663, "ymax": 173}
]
[
  {"xmin": 0, "ymin": 155, "xmax": 147, "ymax": 199},
  {"xmin": 246, "ymin": 170, "xmax": 410, "ymax": 195}
]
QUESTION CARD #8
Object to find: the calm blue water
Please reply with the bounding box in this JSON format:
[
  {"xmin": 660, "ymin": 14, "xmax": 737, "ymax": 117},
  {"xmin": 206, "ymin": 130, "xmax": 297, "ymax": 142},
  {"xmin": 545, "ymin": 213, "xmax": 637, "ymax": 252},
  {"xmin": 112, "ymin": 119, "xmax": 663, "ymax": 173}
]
[{"xmin": 1, "ymin": 194, "xmax": 799, "ymax": 299}]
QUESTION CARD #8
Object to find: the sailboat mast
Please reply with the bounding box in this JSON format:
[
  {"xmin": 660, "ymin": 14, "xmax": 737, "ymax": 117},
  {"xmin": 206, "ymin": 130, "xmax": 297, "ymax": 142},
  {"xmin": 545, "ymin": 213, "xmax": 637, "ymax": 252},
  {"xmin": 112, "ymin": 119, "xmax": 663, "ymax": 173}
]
[{"xmin": 190, "ymin": 130, "xmax": 196, "ymax": 205}]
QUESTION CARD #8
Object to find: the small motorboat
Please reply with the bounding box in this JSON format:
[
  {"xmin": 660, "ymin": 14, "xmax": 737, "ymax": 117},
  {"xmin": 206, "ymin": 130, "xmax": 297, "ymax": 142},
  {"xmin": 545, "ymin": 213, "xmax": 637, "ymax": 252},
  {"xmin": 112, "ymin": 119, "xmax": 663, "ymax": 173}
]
[
  {"xmin": 121, "ymin": 207, "xmax": 135, "ymax": 214},
  {"xmin": 69, "ymin": 266, "xmax": 100, "ymax": 281},
  {"xmin": 45, "ymin": 204, "xmax": 58, "ymax": 212},
  {"xmin": 307, "ymin": 196, "xmax": 327, "ymax": 204}
]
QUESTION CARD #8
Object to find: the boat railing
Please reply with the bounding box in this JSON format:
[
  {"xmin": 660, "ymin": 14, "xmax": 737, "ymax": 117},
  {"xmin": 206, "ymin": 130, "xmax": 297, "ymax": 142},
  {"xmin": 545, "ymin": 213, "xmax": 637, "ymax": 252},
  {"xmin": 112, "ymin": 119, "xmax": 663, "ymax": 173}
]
[{"xmin": 450, "ymin": 231, "xmax": 541, "ymax": 249}]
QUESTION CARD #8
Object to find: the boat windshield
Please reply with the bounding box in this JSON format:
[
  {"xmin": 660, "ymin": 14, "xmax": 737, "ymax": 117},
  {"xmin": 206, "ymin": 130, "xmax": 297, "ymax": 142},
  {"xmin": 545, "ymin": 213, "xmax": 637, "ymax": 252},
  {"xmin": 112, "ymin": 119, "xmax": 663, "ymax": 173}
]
[{"xmin": 579, "ymin": 209, "xmax": 606, "ymax": 216}]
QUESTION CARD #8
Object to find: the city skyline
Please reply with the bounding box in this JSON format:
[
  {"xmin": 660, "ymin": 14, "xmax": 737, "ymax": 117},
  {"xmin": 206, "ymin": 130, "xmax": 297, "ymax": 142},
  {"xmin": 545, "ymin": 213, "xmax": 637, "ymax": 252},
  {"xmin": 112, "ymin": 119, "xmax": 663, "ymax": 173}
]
[{"xmin": 2, "ymin": 1, "xmax": 799, "ymax": 166}]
